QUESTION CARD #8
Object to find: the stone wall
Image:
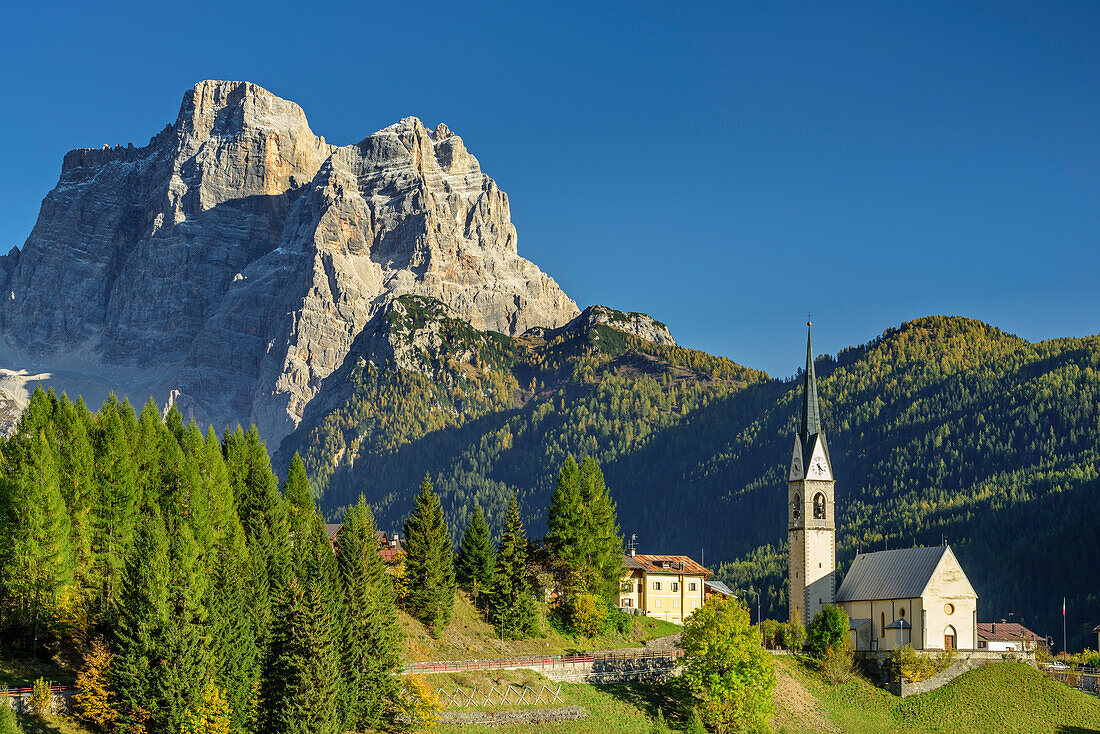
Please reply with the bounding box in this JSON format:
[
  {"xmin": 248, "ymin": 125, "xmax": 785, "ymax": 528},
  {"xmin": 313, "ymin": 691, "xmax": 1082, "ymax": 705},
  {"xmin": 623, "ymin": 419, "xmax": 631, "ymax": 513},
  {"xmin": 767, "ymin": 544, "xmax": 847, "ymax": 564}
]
[
  {"xmin": 439, "ymin": 705, "xmax": 586, "ymax": 726},
  {"xmin": 3, "ymin": 689, "xmax": 74, "ymax": 715},
  {"xmin": 539, "ymin": 655, "xmax": 682, "ymax": 683},
  {"xmin": 855, "ymin": 649, "xmax": 1036, "ymax": 697}
]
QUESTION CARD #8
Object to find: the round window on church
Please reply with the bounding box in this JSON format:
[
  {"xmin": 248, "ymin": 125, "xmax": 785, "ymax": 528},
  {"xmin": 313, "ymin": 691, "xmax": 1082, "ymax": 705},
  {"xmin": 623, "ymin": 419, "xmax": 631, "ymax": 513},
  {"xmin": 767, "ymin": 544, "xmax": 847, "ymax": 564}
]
[{"xmin": 944, "ymin": 603, "xmax": 955, "ymax": 615}]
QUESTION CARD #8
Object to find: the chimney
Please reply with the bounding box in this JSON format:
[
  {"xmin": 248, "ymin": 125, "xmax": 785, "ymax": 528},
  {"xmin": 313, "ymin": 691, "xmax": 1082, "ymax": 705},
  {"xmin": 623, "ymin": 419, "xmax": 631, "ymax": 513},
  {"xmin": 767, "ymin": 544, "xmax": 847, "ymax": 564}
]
[
  {"xmin": 630, "ymin": 547, "xmax": 636, "ymax": 557},
  {"xmin": 992, "ymin": 622, "xmax": 997, "ymax": 634}
]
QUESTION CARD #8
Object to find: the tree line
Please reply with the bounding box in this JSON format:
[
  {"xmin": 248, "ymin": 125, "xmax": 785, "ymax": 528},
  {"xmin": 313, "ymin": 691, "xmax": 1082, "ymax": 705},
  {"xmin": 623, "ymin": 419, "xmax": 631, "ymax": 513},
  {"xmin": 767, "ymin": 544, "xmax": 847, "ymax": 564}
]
[{"xmin": 0, "ymin": 390, "xmax": 401, "ymax": 733}]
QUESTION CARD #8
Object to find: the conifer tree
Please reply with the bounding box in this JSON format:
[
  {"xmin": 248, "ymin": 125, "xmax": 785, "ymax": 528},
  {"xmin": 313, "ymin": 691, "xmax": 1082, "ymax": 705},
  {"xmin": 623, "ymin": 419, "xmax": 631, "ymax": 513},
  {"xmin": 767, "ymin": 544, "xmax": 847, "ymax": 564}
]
[
  {"xmin": 206, "ymin": 522, "xmax": 259, "ymax": 733},
  {"xmin": 545, "ymin": 456, "xmax": 623, "ymax": 601},
  {"xmin": 336, "ymin": 497, "xmax": 401, "ymax": 731},
  {"xmin": 54, "ymin": 395, "xmax": 97, "ymax": 603},
  {"xmin": 0, "ymin": 699, "xmax": 21, "ymax": 734},
  {"xmin": 578, "ymin": 457, "xmax": 623, "ymax": 600},
  {"xmin": 91, "ymin": 406, "xmax": 139, "ymax": 613},
  {"xmin": 0, "ymin": 430, "xmax": 75, "ymax": 653},
  {"xmin": 488, "ymin": 498, "xmax": 537, "ymax": 639},
  {"xmin": 455, "ymin": 504, "xmax": 495, "ymax": 605},
  {"xmin": 545, "ymin": 456, "xmax": 585, "ymax": 594},
  {"xmin": 258, "ymin": 577, "xmax": 340, "ymax": 734},
  {"xmin": 111, "ymin": 509, "xmax": 171, "ymax": 734},
  {"xmin": 401, "ymin": 475, "xmax": 456, "ymax": 636}
]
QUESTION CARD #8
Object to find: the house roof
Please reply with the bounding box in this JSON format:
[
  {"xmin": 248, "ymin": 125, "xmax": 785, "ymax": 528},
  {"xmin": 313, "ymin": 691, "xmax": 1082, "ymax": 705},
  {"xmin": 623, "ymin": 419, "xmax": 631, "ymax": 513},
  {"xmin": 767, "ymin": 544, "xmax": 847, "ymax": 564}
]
[
  {"xmin": 623, "ymin": 554, "xmax": 710, "ymax": 577},
  {"xmin": 705, "ymin": 580, "xmax": 734, "ymax": 597},
  {"xmin": 1093, "ymin": 624, "xmax": 1100, "ymax": 633},
  {"xmin": 977, "ymin": 622, "xmax": 1043, "ymax": 642},
  {"xmin": 836, "ymin": 545, "xmax": 975, "ymax": 602},
  {"xmin": 325, "ymin": 523, "xmax": 342, "ymax": 540}
]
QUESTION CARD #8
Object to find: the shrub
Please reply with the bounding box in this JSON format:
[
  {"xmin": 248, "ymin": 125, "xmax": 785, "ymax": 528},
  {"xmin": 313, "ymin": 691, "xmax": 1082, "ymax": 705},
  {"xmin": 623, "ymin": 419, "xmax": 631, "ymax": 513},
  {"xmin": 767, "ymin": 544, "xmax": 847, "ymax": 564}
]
[
  {"xmin": 759, "ymin": 619, "xmax": 780, "ymax": 649},
  {"xmin": 569, "ymin": 593, "xmax": 608, "ymax": 638},
  {"xmin": 650, "ymin": 707, "xmax": 671, "ymax": 734},
  {"xmin": 806, "ymin": 606, "xmax": 849, "ymax": 656},
  {"xmin": 0, "ymin": 699, "xmax": 23, "ymax": 734},
  {"xmin": 891, "ymin": 644, "xmax": 956, "ymax": 682},
  {"xmin": 776, "ymin": 621, "xmax": 806, "ymax": 651},
  {"xmin": 401, "ymin": 674, "xmax": 440, "ymax": 729},
  {"xmin": 608, "ymin": 605, "xmax": 633, "ymax": 635},
  {"xmin": 29, "ymin": 678, "xmax": 51, "ymax": 716},
  {"xmin": 685, "ymin": 707, "xmax": 708, "ymax": 734},
  {"xmin": 819, "ymin": 634, "xmax": 855, "ymax": 684}
]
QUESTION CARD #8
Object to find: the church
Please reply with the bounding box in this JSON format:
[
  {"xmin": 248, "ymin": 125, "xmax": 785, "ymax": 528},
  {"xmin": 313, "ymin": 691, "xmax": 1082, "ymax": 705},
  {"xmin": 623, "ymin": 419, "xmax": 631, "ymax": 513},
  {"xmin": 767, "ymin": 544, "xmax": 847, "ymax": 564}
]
[{"xmin": 787, "ymin": 324, "xmax": 978, "ymax": 652}]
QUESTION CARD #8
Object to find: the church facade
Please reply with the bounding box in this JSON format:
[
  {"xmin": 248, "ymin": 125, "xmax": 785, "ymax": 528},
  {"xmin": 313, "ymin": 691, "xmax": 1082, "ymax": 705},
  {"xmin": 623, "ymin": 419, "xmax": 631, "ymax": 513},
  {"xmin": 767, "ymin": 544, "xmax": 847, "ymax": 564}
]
[{"xmin": 787, "ymin": 324, "xmax": 978, "ymax": 651}]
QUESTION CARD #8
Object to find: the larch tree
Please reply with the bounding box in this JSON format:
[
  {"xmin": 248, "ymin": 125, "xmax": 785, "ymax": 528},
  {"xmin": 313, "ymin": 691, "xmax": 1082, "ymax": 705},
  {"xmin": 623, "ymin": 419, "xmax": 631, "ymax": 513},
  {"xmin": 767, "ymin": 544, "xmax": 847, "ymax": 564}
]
[{"xmin": 401, "ymin": 475, "xmax": 456, "ymax": 637}]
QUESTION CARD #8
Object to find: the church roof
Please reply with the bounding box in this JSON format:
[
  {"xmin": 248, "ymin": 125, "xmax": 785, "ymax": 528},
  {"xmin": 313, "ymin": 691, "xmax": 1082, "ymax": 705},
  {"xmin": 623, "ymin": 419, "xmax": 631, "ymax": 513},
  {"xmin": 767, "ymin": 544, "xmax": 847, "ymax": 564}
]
[
  {"xmin": 801, "ymin": 323, "xmax": 822, "ymax": 438},
  {"xmin": 836, "ymin": 545, "xmax": 971, "ymax": 602}
]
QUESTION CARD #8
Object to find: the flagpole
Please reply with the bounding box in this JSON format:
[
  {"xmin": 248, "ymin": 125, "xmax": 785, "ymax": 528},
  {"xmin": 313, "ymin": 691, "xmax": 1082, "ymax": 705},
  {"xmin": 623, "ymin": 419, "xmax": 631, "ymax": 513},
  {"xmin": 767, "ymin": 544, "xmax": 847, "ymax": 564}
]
[{"xmin": 1063, "ymin": 597, "xmax": 1067, "ymax": 655}]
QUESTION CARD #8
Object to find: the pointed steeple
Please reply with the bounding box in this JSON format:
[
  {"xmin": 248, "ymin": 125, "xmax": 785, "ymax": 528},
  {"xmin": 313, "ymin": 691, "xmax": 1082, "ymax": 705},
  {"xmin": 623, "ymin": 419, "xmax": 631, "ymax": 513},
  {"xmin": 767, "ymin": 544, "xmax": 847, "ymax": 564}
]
[{"xmin": 801, "ymin": 322, "xmax": 821, "ymax": 438}]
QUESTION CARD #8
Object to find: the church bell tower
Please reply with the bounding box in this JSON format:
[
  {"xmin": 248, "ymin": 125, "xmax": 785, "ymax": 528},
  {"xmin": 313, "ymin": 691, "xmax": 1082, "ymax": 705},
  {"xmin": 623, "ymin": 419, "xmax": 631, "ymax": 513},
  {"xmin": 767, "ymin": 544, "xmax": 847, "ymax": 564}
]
[{"xmin": 788, "ymin": 322, "xmax": 836, "ymax": 625}]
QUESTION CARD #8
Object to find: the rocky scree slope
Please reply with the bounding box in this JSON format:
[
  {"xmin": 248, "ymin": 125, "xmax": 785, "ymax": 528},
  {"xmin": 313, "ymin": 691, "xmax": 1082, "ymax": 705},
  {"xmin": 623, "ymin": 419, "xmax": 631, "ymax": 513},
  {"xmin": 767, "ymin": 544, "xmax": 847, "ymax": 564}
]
[{"xmin": 0, "ymin": 80, "xmax": 579, "ymax": 445}]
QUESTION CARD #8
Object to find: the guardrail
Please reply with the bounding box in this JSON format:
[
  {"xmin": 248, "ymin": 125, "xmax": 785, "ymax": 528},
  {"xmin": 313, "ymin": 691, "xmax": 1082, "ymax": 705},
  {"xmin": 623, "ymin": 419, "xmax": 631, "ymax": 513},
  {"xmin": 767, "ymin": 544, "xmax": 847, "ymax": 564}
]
[
  {"xmin": 1042, "ymin": 665, "xmax": 1100, "ymax": 694},
  {"xmin": 403, "ymin": 648, "xmax": 684, "ymax": 674},
  {"xmin": 2, "ymin": 683, "xmax": 76, "ymax": 696}
]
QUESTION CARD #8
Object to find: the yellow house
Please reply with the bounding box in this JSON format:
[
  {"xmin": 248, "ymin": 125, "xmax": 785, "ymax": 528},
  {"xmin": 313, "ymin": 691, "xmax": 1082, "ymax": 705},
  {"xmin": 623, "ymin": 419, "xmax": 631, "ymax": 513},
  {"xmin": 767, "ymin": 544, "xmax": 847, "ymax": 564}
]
[
  {"xmin": 619, "ymin": 552, "xmax": 709, "ymax": 624},
  {"xmin": 836, "ymin": 545, "xmax": 978, "ymax": 652}
]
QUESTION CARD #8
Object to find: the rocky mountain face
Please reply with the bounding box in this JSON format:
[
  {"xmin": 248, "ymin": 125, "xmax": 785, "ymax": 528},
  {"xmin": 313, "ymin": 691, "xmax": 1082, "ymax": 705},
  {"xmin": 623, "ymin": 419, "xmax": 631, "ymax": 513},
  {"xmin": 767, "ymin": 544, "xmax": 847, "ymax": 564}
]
[{"xmin": 0, "ymin": 81, "xmax": 580, "ymax": 445}]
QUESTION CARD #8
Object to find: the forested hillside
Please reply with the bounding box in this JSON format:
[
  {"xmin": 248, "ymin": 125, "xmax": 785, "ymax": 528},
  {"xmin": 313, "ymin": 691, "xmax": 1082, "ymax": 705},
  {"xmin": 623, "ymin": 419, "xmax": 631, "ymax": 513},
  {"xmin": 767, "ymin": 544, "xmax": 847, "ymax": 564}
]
[{"xmin": 287, "ymin": 309, "xmax": 1099, "ymax": 651}]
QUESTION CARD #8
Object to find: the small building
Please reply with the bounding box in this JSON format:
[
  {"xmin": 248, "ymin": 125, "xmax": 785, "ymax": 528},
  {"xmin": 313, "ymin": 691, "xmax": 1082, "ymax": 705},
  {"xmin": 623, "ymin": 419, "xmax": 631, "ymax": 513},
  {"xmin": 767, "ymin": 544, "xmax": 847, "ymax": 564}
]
[
  {"xmin": 704, "ymin": 579, "xmax": 735, "ymax": 601},
  {"xmin": 836, "ymin": 545, "xmax": 978, "ymax": 652},
  {"xmin": 322, "ymin": 523, "xmax": 402, "ymax": 562},
  {"xmin": 619, "ymin": 552, "xmax": 709, "ymax": 624},
  {"xmin": 976, "ymin": 622, "xmax": 1044, "ymax": 652}
]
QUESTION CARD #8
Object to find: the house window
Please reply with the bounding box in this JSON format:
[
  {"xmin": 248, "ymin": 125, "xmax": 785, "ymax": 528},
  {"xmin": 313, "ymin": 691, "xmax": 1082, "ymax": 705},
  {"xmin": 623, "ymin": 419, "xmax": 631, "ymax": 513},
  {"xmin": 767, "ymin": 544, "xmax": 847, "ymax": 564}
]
[
  {"xmin": 813, "ymin": 493, "xmax": 826, "ymax": 519},
  {"xmin": 653, "ymin": 582, "xmax": 661, "ymax": 591},
  {"xmin": 689, "ymin": 582, "xmax": 696, "ymax": 591},
  {"xmin": 672, "ymin": 582, "xmax": 679, "ymax": 592},
  {"xmin": 656, "ymin": 600, "xmax": 661, "ymax": 608},
  {"xmin": 978, "ymin": 640, "xmax": 986, "ymax": 649},
  {"xmin": 621, "ymin": 598, "xmax": 632, "ymax": 608}
]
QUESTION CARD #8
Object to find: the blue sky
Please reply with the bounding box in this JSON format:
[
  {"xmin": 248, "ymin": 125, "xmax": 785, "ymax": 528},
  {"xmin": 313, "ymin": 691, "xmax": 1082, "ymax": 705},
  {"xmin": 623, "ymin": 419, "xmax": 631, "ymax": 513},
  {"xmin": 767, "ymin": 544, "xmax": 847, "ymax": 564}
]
[{"xmin": 1, "ymin": 1, "xmax": 1096, "ymax": 376}]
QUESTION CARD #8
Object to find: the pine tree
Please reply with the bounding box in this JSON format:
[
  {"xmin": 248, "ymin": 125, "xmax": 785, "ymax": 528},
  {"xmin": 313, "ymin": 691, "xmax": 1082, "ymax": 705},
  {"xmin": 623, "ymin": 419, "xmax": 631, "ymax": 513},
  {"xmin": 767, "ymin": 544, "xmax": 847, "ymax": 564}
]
[
  {"xmin": 0, "ymin": 699, "xmax": 21, "ymax": 734},
  {"xmin": 206, "ymin": 523, "xmax": 259, "ymax": 733},
  {"xmin": 578, "ymin": 457, "xmax": 623, "ymax": 600},
  {"xmin": 545, "ymin": 456, "xmax": 623, "ymax": 601},
  {"xmin": 111, "ymin": 509, "xmax": 171, "ymax": 734},
  {"xmin": 336, "ymin": 497, "xmax": 401, "ymax": 731},
  {"xmin": 455, "ymin": 505, "xmax": 496, "ymax": 605},
  {"xmin": 488, "ymin": 498, "xmax": 537, "ymax": 639},
  {"xmin": 401, "ymin": 475, "xmax": 456, "ymax": 636},
  {"xmin": 258, "ymin": 577, "xmax": 340, "ymax": 734},
  {"xmin": 545, "ymin": 456, "xmax": 585, "ymax": 595}
]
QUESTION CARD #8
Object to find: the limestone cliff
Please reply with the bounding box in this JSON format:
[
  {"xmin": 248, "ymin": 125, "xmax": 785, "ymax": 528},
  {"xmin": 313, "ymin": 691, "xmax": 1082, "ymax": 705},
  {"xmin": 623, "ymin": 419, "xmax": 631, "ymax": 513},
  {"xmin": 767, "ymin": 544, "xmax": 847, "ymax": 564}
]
[{"xmin": 0, "ymin": 81, "xmax": 578, "ymax": 444}]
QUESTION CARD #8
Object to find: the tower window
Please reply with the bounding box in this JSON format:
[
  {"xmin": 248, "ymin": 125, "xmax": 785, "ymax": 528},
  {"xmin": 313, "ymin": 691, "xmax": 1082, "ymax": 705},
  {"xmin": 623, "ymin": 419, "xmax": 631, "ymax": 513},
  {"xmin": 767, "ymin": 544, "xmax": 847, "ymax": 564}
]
[
  {"xmin": 813, "ymin": 493, "xmax": 826, "ymax": 519},
  {"xmin": 792, "ymin": 493, "xmax": 801, "ymax": 520}
]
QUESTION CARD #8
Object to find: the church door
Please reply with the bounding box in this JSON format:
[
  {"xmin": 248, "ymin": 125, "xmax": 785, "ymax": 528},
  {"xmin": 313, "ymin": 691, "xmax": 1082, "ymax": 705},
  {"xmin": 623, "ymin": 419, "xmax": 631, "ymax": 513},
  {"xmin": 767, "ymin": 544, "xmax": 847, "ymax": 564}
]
[{"xmin": 944, "ymin": 625, "xmax": 957, "ymax": 650}]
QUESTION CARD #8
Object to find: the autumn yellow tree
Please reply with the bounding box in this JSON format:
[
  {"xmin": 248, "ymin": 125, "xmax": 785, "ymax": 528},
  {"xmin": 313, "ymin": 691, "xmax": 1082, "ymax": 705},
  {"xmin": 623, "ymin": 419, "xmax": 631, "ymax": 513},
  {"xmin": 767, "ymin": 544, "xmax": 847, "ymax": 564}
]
[
  {"xmin": 180, "ymin": 682, "xmax": 233, "ymax": 734},
  {"xmin": 74, "ymin": 637, "xmax": 117, "ymax": 729},
  {"xmin": 401, "ymin": 675, "xmax": 440, "ymax": 729}
]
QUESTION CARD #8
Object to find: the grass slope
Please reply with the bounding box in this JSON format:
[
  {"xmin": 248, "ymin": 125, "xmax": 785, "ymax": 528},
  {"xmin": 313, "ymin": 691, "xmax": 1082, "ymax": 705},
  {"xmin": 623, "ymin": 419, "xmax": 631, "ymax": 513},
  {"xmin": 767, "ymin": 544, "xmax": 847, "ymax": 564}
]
[
  {"xmin": 427, "ymin": 668, "xmax": 685, "ymax": 734},
  {"xmin": 772, "ymin": 655, "xmax": 1100, "ymax": 734},
  {"xmin": 400, "ymin": 591, "xmax": 681, "ymax": 662}
]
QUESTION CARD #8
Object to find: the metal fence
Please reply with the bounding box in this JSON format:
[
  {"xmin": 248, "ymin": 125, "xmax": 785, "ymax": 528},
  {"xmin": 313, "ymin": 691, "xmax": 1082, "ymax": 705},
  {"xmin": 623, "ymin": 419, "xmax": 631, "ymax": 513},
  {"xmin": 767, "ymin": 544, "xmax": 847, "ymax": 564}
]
[
  {"xmin": 404, "ymin": 647, "xmax": 684, "ymax": 674},
  {"xmin": 1043, "ymin": 665, "xmax": 1100, "ymax": 695},
  {"xmin": 436, "ymin": 683, "xmax": 564, "ymax": 708}
]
